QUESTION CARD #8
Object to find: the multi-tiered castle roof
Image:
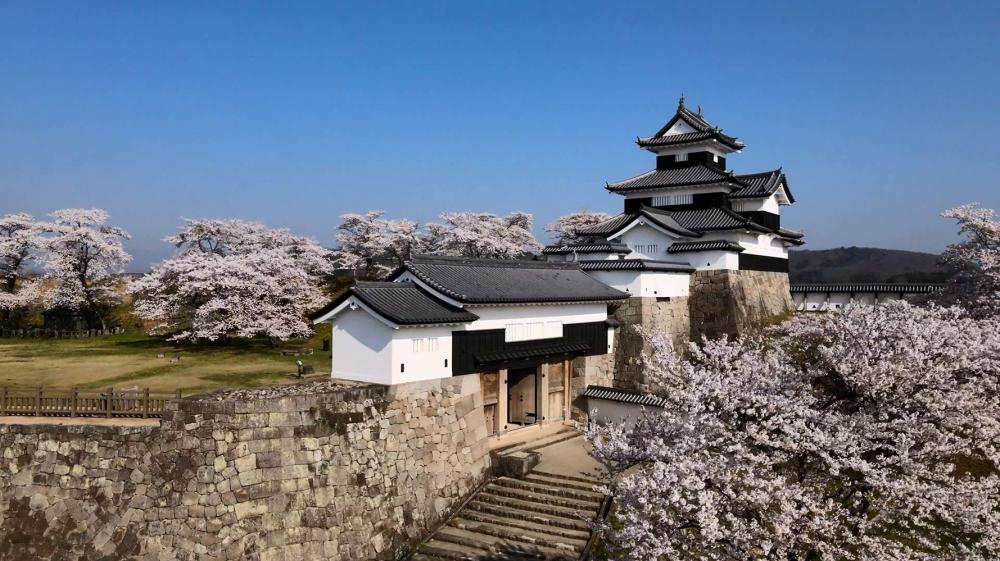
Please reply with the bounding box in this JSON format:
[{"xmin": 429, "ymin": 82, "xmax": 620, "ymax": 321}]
[{"xmin": 545, "ymin": 96, "xmax": 803, "ymax": 272}]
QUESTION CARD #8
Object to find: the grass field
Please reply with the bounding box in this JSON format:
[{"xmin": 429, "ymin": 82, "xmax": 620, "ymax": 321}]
[{"xmin": 0, "ymin": 325, "xmax": 331, "ymax": 394}]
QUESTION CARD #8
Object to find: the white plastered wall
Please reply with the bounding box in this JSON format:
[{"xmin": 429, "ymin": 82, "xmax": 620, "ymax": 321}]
[
  {"xmin": 587, "ymin": 270, "xmax": 690, "ymax": 298},
  {"xmin": 461, "ymin": 303, "xmax": 608, "ymax": 337},
  {"xmin": 390, "ymin": 325, "xmax": 454, "ymax": 384}
]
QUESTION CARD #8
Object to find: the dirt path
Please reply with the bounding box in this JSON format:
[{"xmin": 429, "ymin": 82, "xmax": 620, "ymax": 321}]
[{"xmin": 0, "ymin": 416, "xmax": 160, "ymax": 427}]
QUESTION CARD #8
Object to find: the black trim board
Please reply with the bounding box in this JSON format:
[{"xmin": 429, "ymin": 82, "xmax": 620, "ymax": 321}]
[
  {"xmin": 450, "ymin": 321, "xmax": 609, "ymax": 376},
  {"xmin": 738, "ymin": 253, "xmax": 788, "ymax": 273}
]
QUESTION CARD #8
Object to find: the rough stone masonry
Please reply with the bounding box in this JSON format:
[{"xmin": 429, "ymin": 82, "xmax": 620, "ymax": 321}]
[{"xmin": 0, "ymin": 376, "xmax": 491, "ymax": 561}]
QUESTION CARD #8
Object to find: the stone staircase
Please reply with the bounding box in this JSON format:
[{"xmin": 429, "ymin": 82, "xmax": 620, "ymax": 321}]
[
  {"xmin": 491, "ymin": 427, "xmax": 581, "ymax": 456},
  {"xmin": 412, "ymin": 470, "xmax": 607, "ymax": 560}
]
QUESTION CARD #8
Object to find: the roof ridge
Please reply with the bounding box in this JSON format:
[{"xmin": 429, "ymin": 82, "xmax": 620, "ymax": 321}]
[
  {"xmin": 407, "ymin": 254, "xmax": 579, "ymax": 269},
  {"xmin": 733, "ymin": 168, "xmax": 782, "ymax": 179},
  {"xmin": 354, "ymin": 280, "xmax": 414, "ymax": 288}
]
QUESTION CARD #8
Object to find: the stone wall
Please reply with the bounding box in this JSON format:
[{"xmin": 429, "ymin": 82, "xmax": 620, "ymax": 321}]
[
  {"xmin": 571, "ymin": 272, "xmax": 793, "ymax": 403},
  {"xmin": 688, "ymin": 270, "xmax": 793, "ymax": 341},
  {"xmin": 0, "ymin": 376, "xmax": 491, "ymax": 561},
  {"xmin": 608, "ymin": 296, "xmax": 690, "ymax": 391}
]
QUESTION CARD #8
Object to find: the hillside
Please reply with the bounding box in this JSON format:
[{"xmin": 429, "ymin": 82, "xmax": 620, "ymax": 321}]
[{"xmin": 788, "ymin": 247, "xmax": 956, "ymax": 284}]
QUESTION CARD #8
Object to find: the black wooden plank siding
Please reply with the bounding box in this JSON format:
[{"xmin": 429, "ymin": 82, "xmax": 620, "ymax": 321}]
[
  {"xmin": 738, "ymin": 253, "xmax": 789, "ymax": 273},
  {"xmin": 451, "ymin": 321, "xmax": 608, "ymax": 376},
  {"xmin": 734, "ymin": 210, "xmax": 780, "ymax": 230}
]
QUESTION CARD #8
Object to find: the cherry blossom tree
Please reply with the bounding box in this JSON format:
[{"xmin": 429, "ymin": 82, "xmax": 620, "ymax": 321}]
[
  {"xmin": 131, "ymin": 219, "xmax": 333, "ymax": 342},
  {"xmin": 0, "ymin": 213, "xmax": 46, "ymax": 320},
  {"xmin": 422, "ymin": 211, "xmax": 542, "ymax": 259},
  {"xmin": 333, "ymin": 211, "xmax": 420, "ymax": 279},
  {"xmin": 928, "ymin": 203, "xmax": 1000, "ymax": 317},
  {"xmin": 41, "ymin": 209, "xmax": 131, "ymax": 329},
  {"xmin": 587, "ymin": 301, "xmax": 1000, "ymax": 561},
  {"xmin": 546, "ymin": 210, "xmax": 612, "ymax": 245}
]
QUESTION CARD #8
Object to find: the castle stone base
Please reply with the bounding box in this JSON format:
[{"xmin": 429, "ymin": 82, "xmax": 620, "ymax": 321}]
[
  {"xmin": 688, "ymin": 270, "xmax": 794, "ymax": 341},
  {"xmin": 573, "ymin": 271, "xmax": 794, "ymax": 405}
]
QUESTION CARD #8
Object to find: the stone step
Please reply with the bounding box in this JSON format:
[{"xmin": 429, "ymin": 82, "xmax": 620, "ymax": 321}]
[
  {"xmin": 410, "ymin": 553, "xmax": 457, "ymax": 561},
  {"xmin": 530, "ymin": 469, "xmax": 605, "ymax": 486},
  {"xmin": 451, "ymin": 516, "xmax": 587, "ymax": 552},
  {"xmin": 458, "ymin": 508, "xmax": 592, "ymax": 541},
  {"xmin": 495, "ymin": 476, "xmax": 605, "ymax": 502},
  {"xmin": 435, "ymin": 526, "xmax": 577, "ymax": 560},
  {"xmin": 484, "ymin": 483, "xmax": 602, "ymax": 512},
  {"xmin": 474, "ymin": 492, "xmax": 597, "ymax": 521},
  {"xmin": 418, "ymin": 538, "xmax": 490, "ymax": 560},
  {"xmin": 496, "ymin": 428, "xmax": 578, "ymax": 455},
  {"xmin": 523, "ymin": 473, "xmax": 604, "ymax": 494},
  {"xmin": 465, "ymin": 500, "xmax": 591, "ymax": 532}
]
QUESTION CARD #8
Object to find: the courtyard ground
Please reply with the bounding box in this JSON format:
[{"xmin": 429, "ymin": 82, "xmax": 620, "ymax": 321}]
[{"xmin": 0, "ymin": 324, "xmax": 331, "ymax": 394}]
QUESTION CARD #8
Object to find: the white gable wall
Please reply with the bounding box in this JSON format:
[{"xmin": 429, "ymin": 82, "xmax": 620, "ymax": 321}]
[
  {"xmin": 329, "ymin": 309, "xmax": 394, "ymax": 384},
  {"xmin": 665, "ymin": 120, "xmax": 697, "ymax": 135},
  {"xmin": 614, "ymin": 223, "xmax": 676, "ymax": 260}
]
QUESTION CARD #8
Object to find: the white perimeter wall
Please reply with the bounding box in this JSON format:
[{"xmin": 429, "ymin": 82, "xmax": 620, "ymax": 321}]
[
  {"xmin": 329, "ymin": 309, "xmax": 393, "ymax": 384},
  {"xmin": 794, "ymin": 291, "xmax": 909, "ymax": 312},
  {"xmin": 588, "ymin": 270, "xmax": 690, "ymax": 298},
  {"xmin": 587, "ymin": 398, "xmax": 663, "ymax": 429}
]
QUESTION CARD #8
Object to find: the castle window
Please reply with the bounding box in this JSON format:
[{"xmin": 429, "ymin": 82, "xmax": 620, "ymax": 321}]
[
  {"xmin": 652, "ymin": 194, "xmax": 693, "ymax": 206},
  {"xmin": 676, "ymin": 153, "xmax": 688, "ymax": 162}
]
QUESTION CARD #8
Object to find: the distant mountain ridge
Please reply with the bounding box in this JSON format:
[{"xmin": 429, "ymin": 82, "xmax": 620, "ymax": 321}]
[{"xmin": 789, "ymin": 247, "xmax": 956, "ymax": 284}]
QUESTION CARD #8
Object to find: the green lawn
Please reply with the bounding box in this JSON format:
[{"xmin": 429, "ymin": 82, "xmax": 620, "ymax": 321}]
[{"xmin": 0, "ymin": 324, "xmax": 331, "ymax": 395}]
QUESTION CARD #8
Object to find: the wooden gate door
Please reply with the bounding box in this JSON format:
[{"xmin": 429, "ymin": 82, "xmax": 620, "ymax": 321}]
[{"xmin": 507, "ymin": 366, "xmax": 537, "ymax": 426}]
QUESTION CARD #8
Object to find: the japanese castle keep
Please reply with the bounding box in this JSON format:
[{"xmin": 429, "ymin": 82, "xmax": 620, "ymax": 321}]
[
  {"xmin": 314, "ymin": 97, "xmax": 802, "ymax": 433},
  {"xmin": 546, "ymin": 95, "xmax": 802, "ymax": 392}
]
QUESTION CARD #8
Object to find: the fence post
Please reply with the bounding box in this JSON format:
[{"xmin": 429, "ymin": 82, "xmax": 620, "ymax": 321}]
[
  {"xmin": 175, "ymin": 388, "xmax": 181, "ymax": 401},
  {"xmin": 36, "ymin": 387, "xmax": 42, "ymax": 416},
  {"xmin": 0, "ymin": 386, "xmax": 6, "ymax": 416},
  {"xmin": 107, "ymin": 387, "xmax": 114, "ymax": 418},
  {"xmin": 142, "ymin": 388, "xmax": 149, "ymax": 418},
  {"xmin": 71, "ymin": 387, "xmax": 78, "ymax": 417}
]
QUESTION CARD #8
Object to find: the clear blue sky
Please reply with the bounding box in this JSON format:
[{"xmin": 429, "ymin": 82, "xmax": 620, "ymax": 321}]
[{"xmin": 2, "ymin": 1, "xmax": 998, "ymax": 270}]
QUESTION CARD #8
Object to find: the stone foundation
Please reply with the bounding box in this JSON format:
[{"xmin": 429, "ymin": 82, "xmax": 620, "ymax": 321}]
[
  {"xmin": 608, "ymin": 296, "xmax": 690, "ymax": 391},
  {"xmin": 573, "ymin": 271, "xmax": 794, "ymax": 401},
  {"xmin": 688, "ymin": 270, "xmax": 793, "ymax": 341},
  {"xmin": 0, "ymin": 376, "xmax": 490, "ymax": 561}
]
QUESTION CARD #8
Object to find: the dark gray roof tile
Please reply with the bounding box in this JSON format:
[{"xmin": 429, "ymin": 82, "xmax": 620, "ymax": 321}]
[
  {"xmin": 637, "ymin": 101, "xmax": 744, "ymax": 151},
  {"xmin": 397, "ymin": 255, "xmax": 628, "ymax": 304},
  {"xmin": 476, "ymin": 342, "xmax": 591, "ymax": 364},
  {"xmin": 606, "ymin": 165, "xmax": 736, "ymax": 193},
  {"xmin": 668, "ymin": 241, "xmax": 745, "ymax": 253},
  {"xmin": 578, "ymin": 259, "xmax": 695, "ymax": 273},
  {"xmin": 541, "ymin": 242, "xmax": 631, "ymax": 255},
  {"xmin": 790, "ymin": 284, "xmax": 942, "ymax": 294},
  {"xmin": 310, "ymin": 281, "xmax": 479, "ymax": 325},
  {"xmin": 583, "ymin": 385, "xmax": 667, "ymax": 408}
]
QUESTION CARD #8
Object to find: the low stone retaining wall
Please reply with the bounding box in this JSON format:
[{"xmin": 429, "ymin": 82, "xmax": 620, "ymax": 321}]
[
  {"xmin": 0, "ymin": 327, "xmax": 127, "ymax": 339},
  {"xmin": 0, "ymin": 376, "xmax": 491, "ymax": 561}
]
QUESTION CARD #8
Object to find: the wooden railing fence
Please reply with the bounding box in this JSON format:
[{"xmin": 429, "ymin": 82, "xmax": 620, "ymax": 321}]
[{"xmin": 0, "ymin": 387, "xmax": 180, "ymax": 419}]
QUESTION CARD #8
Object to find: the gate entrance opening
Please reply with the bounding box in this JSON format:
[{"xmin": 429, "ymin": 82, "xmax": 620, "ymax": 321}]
[{"xmin": 507, "ymin": 366, "xmax": 538, "ymax": 426}]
